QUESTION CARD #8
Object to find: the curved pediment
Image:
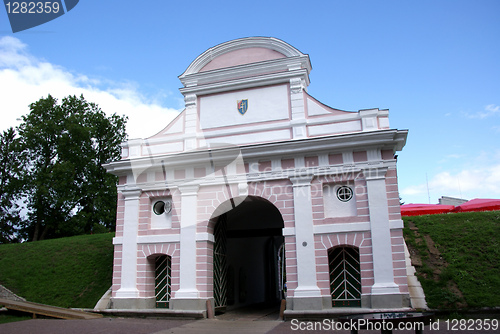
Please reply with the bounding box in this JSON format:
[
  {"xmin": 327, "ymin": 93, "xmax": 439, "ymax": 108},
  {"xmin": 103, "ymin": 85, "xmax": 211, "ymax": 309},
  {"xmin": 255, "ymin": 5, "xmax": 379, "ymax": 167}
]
[
  {"xmin": 180, "ymin": 37, "xmax": 306, "ymax": 77},
  {"xmin": 199, "ymin": 47, "xmax": 286, "ymax": 72}
]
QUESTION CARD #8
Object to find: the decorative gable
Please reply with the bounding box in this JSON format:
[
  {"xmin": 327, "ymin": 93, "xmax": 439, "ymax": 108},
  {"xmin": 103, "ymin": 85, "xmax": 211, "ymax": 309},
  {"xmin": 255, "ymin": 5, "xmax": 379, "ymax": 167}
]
[{"xmin": 121, "ymin": 37, "xmax": 393, "ymax": 160}]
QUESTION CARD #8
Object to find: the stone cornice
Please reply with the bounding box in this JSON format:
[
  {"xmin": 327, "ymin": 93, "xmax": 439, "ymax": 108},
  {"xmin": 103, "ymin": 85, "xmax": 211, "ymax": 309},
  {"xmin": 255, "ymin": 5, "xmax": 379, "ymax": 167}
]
[
  {"xmin": 240, "ymin": 129, "xmax": 408, "ymax": 159},
  {"xmin": 179, "ymin": 68, "xmax": 310, "ymax": 96},
  {"xmin": 180, "ymin": 56, "xmax": 310, "ymax": 88},
  {"xmin": 104, "ymin": 129, "xmax": 408, "ymax": 177}
]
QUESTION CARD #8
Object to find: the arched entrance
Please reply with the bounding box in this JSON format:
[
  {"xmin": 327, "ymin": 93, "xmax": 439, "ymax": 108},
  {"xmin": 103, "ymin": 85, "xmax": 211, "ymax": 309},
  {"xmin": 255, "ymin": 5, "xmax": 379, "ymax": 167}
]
[
  {"xmin": 213, "ymin": 196, "xmax": 285, "ymax": 314},
  {"xmin": 328, "ymin": 246, "xmax": 361, "ymax": 307},
  {"xmin": 147, "ymin": 254, "xmax": 172, "ymax": 308}
]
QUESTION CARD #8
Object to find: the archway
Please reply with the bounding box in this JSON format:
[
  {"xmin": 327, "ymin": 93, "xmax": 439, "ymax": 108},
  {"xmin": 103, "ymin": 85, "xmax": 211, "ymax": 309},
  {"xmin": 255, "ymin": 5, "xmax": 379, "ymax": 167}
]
[{"xmin": 213, "ymin": 196, "xmax": 285, "ymax": 314}]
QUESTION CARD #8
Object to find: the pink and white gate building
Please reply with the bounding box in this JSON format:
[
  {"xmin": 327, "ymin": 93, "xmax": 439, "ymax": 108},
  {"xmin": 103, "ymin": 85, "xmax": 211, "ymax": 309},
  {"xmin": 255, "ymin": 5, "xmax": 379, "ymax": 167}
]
[{"xmin": 105, "ymin": 37, "xmax": 410, "ymax": 313}]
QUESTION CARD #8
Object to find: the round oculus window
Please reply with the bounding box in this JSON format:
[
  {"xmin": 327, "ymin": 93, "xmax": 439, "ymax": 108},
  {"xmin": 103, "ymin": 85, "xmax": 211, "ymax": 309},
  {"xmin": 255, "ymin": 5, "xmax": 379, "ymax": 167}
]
[
  {"xmin": 336, "ymin": 186, "xmax": 353, "ymax": 202},
  {"xmin": 153, "ymin": 200, "xmax": 172, "ymax": 215}
]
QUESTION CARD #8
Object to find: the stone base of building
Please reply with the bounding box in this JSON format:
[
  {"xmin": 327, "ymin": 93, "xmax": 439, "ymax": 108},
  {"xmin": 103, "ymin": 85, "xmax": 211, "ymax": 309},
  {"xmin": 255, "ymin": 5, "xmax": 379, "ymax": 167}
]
[
  {"xmin": 110, "ymin": 297, "xmax": 212, "ymax": 311},
  {"xmin": 110, "ymin": 293, "xmax": 410, "ymax": 312},
  {"xmin": 110, "ymin": 297, "xmax": 155, "ymax": 309},
  {"xmin": 286, "ymin": 293, "xmax": 411, "ymax": 311},
  {"xmin": 170, "ymin": 298, "xmax": 209, "ymax": 311},
  {"xmin": 362, "ymin": 293, "xmax": 411, "ymax": 309},
  {"xmin": 286, "ymin": 296, "xmax": 331, "ymax": 311}
]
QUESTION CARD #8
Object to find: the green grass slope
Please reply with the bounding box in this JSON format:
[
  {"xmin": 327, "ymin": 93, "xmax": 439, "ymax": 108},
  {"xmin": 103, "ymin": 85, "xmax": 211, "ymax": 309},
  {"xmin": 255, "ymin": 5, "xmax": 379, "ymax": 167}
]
[
  {"xmin": 403, "ymin": 211, "xmax": 500, "ymax": 310},
  {"xmin": 0, "ymin": 233, "xmax": 114, "ymax": 308}
]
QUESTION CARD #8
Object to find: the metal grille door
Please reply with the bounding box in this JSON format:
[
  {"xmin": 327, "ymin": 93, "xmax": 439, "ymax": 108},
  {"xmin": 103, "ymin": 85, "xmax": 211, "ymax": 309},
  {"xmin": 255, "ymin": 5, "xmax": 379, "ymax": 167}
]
[
  {"xmin": 278, "ymin": 243, "xmax": 287, "ymax": 299},
  {"xmin": 329, "ymin": 247, "xmax": 361, "ymax": 307},
  {"xmin": 213, "ymin": 214, "xmax": 228, "ymax": 310},
  {"xmin": 155, "ymin": 255, "xmax": 171, "ymax": 308}
]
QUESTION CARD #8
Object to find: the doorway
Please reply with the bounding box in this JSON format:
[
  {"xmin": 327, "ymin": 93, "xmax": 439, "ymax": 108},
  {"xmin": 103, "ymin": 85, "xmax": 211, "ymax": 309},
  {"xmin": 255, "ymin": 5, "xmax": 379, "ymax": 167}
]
[
  {"xmin": 328, "ymin": 246, "xmax": 361, "ymax": 307},
  {"xmin": 154, "ymin": 255, "xmax": 172, "ymax": 308},
  {"xmin": 213, "ymin": 196, "xmax": 285, "ymax": 314}
]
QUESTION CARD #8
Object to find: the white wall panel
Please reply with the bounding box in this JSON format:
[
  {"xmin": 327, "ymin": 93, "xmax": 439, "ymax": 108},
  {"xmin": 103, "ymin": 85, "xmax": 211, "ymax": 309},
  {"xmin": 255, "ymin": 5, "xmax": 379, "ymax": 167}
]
[{"xmin": 200, "ymin": 85, "xmax": 289, "ymax": 130}]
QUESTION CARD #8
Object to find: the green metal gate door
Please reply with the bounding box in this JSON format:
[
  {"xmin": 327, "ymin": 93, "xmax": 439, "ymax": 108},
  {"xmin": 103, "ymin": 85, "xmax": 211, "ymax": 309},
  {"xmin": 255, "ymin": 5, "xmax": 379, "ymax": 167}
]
[
  {"xmin": 155, "ymin": 255, "xmax": 171, "ymax": 308},
  {"xmin": 278, "ymin": 243, "xmax": 286, "ymax": 299},
  {"xmin": 213, "ymin": 214, "xmax": 228, "ymax": 311},
  {"xmin": 328, "ymin": 246, "xmax": 361, "ymax": 307}
]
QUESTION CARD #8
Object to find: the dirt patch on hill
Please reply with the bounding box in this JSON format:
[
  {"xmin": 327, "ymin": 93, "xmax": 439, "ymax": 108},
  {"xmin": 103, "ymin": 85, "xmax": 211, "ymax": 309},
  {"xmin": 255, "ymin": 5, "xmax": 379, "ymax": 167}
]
[{"xmin": 404, "ymin": 221, "xmax": 467, "ymax": 308}]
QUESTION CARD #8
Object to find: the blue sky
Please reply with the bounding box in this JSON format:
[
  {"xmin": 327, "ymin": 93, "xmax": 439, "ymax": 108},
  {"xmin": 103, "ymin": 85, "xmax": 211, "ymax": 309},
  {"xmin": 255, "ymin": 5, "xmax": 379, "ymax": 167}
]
[{"xmin": 0, "ymin": 0, "xmax": 499, "ymax": 204}]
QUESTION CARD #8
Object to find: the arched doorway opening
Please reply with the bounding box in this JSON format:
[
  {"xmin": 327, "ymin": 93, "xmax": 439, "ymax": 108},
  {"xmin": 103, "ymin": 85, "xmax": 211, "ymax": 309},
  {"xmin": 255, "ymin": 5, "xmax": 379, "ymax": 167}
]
[
  {"xmin": 328, "ymin": 246, "xmax": 361, "ymax": 307},
  {"xmin": 147, "ymin": 254, "xmax": 172, "ymax": 308},
  {"xmin": 213, "ymin": 196, "xmax": 285, "ymax": 314}
]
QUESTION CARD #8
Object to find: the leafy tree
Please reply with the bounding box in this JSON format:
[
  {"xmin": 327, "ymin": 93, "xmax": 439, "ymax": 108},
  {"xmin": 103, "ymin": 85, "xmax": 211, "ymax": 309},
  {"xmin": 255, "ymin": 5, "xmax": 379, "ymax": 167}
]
[
  {"xmin": 17, "ymin": 95, "xmax": 127, "ymax": 241},
  {"xmin": 0, "ymin": 128, "xmax": 25, "ymax": 243}
]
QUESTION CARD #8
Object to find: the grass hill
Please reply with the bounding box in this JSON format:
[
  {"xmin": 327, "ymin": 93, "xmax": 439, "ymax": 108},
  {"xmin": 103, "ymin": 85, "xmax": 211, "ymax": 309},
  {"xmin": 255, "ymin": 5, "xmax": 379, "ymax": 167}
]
[
  {"xmin": 403, "ymin": 211, "xmax": 500, "ymax": 310},
  {"xmin": 0, "ymin": 233, "xmax": 114, "ymax": 309}
]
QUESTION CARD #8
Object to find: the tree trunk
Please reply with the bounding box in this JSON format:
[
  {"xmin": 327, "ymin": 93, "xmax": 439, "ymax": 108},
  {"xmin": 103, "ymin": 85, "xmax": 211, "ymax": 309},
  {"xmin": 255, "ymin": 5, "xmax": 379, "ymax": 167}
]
[{"xmin": 32, "ymin": 219, "xmax": 40, "ymax": 241}]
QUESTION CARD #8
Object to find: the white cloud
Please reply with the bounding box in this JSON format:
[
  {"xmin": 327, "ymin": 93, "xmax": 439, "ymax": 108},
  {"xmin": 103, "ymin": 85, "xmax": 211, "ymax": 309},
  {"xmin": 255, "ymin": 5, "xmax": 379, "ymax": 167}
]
[
  {"xmin": 485, "ymin": 104, "xmax": 500, "ymax": 114},
  {"xmin": 0, "ymin": 36, "xmax": 181, "ymax": 139},
  {"xmin": 463, "ymin": 104, "xmax": 500, "ymax": 119},
  {"xmin": 401, "ymin": 163, "xmax": 500, "ymax": 203}
]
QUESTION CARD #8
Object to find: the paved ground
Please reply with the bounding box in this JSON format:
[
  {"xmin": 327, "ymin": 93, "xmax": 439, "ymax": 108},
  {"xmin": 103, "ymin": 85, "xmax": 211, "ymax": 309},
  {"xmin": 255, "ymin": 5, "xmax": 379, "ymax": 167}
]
[
  {"xmin": 1, "ymin": 316, "xmax": 499, "ymax": 334},
  {"xmin": 2, "ymin": 304, "xmax": 499, "ymax": 333}
]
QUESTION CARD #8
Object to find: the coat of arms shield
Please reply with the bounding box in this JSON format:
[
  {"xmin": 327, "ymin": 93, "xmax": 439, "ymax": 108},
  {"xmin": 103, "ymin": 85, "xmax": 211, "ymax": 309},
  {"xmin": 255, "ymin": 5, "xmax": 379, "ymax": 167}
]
[{"xmin": 237, "ymin": 99, "xmax": 248, "ymax": 115}]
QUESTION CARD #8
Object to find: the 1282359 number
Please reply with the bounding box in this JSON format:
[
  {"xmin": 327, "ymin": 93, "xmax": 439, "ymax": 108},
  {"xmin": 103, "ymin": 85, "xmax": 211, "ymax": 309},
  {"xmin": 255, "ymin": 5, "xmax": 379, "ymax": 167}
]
[
  {"xmin": 446, "ymin": 319, "xmax": 499, "ymax": 331},
  {"xmin": 5, "ymin": 2, "xmax": 60, "ymax": 14}
]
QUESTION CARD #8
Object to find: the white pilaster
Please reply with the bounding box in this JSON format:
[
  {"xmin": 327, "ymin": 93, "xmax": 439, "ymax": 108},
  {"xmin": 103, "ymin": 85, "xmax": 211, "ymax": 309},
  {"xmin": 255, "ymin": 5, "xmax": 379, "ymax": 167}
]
[
  {"xmin": 367, "ymin": 148, "xmax": 382, "ymax": 163},
  {"xmin": 175, "ymin": 184, "xmax": 200, "ymax": 299},
  {"xmin": 290, "ymin": 176, "xmax": 321, "ymax": 298},
  {"xmin": 290, "ymin": 78, "xmax": 307, "ymax": 139},
  {"xmin": 364, "ymin": 168, "xmax": 400, "ymax": 295},
  {"xmin": 342, "ymin": 151, "xmax": 354, "ymax": 166},
  {"xmin": 184, "ymin": 93, "xmax": 198, "ymax": 151},
  {"xmin": 238, "ymin": 182, "xmax": 248, "ymax": 197},
  {"xmin": 115, "ymin": 188, "xmax": 142, "ymax": 299}
]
